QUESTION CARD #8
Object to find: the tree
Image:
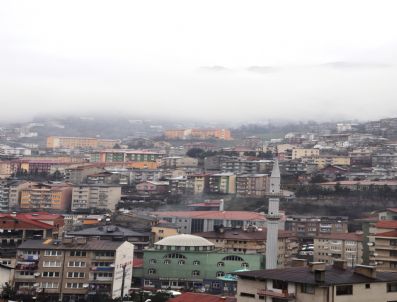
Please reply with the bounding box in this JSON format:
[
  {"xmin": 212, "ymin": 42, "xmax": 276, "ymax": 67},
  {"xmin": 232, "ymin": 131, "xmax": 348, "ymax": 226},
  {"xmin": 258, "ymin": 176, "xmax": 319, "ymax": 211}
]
[
  {"xmin": 310, "ymin": 174, "xmax": 327, "ymax": 184},
  {"xmin": 1, "ymin": 282, "xmax": 16, "ymax": 300},
  {"xmin": 186, "ymin": 148, "xmax": 205, "ymax": 158}
]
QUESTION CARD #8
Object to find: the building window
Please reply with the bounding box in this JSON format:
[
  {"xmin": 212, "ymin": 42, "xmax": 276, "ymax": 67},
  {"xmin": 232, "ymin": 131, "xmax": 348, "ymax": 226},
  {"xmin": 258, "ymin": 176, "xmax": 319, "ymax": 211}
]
[
  {"xmin": 42, "ymin": 282, "xmax": 58, "ymax": 289},
  {"xmin": 68, "ymin": 261, "xmax": 86, "ymax": 267},
  {"xmin": 95, "ymin": 251, "xmax": 115, "ymax": 257},
  {"xmin": 148, "ymin": 269, "xmax": 156, "ymax": 275},
  {"xmin": 301, "ymin": 284, "xmax": 315, "ymax": 294},
  {"xmin": 44, "ymin": 250, "xmax": 62, "ymax": 256},
  {"xmin": 67, "ymin": 272, "xmax": 85, "ymax": 278},
  {"xmin": 222, "ymin": 255, "xmax": 244, "ymax": 261},
  {"xmin": 212, "ymin": 282, "xmax": 221, "ymax": 289},
  {"xmin": 43, "ymin": 261, "xmax": 61, "ymax": 267},
  {"xmin": 387, "ymin": 282, "xmax": 397, "ymax": 292},
  {"xmin": 164, "ymin": 260, "xmax": 171, "ymax": 264},
  {"xmin": 178, "ymin": 260, "xmax": 185, "ymax": 265},
  {"xmin": 42, "ymin": 272, "xmax": 60, "ymax": 277},
  {"xmin": 365, "ymin": 283, "xmax": 370, "ymax": 289},
  {"xmin": 216, "ymin": 271, "xmax": 225, "ymax": 277},
  {"xmin": 163, "ymin": 253, "xmax": 186, "ymax": 259},
  {"xmin": 217, "ymin": 262, "xmax": 225, "ymax": 267},
  {"xmin": 66, "ymin": 283, "xmax": 84, "ymax": 289},
  {"xmin": 240, "ymin": 292, "xmax": 255, "ymax": 298},
  {"xmin": 273, "ymin": 280, "xmax": 288, "ymax": 290},
  {"xmin": 336, "ymin": 285, "xmax": 353, "ymax": 295},
  {"xmin": 193, "ymin": 260, "xmax": 200, "ymax": 265},
  {"xmin": 192, "ymin": 270, "xmax": 200, "ymax": 277},
  {"xmin": 241, "ymin": 262, "xmax": 249, "ymax": 268},
  {"xmin": 70, "ymin": 251, "xmax": 87, "ymax": 257},
  {"xmin": 149, "ymin": 259, "xmax": 157, "ymax": 264}
]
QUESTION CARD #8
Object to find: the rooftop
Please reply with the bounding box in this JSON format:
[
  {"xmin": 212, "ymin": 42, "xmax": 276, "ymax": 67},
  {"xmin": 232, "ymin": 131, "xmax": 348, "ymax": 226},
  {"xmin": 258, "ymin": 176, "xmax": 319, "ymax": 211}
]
[
  {"xmin": 68, "ymin": 225, "xmax": 150, "ymax": 237},
  {"xmin": 18, "ymin": 238, "xmax": 128, "ymax": 251},
  {"xmin": 155, "ymin": 234, "xmax": 214, "ymax": 247},
  {"xmin": 168, "ymin": 292, "xmax": 236, "ymax": 302},
  {"xmin": 196, "ymin": 228, "xmax": 295, "ymax": 240},
  {"xmin": 152, "ymin": 211, "xmax": 266, "ymax": 221},
  {"xmin": 375, "ymin": 220, "xmax": 397, "ymax": 229},
  {"xmin": 236, "ymin": 266, "xmax": 397, "ymax": 286},
  {"xmin": 315, "ymin": 232, "xmax": 363, "ymax": 241}
]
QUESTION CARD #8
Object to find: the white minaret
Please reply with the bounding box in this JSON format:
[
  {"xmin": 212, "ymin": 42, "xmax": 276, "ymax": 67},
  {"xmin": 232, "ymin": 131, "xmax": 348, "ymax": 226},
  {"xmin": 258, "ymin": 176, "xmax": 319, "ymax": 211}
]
[{"xmin": 266, "ymin": 158, "xmax": 281, "ymax": 269}]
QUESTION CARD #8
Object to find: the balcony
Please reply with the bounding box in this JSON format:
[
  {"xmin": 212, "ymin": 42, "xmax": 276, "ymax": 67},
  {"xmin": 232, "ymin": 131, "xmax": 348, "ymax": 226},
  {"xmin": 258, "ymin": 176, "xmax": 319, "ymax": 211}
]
[
  {"xmin": 15, "ymin": 261, "xmax": 38, "ymax": 270},
  {"xmin": 257, "ymin": 289, "xmax": 295, "ymax": 300},
  {"xmin": 90, "ymin": 277, "xmax": 113, "ymax": 283},
  {"xmin": 90, "ymin": 266, "xmax": 114, "ymax": 272},
  {"xmin": 374, "ymin": 244, "xmax": 397, "ymax": 250}
]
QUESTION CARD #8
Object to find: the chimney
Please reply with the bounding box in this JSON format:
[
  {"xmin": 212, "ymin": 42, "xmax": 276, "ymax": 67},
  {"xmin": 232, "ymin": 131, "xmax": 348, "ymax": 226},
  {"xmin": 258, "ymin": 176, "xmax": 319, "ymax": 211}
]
[
  {"xmin": 314, "ymin": 269, "xmax": 325, "ymax": 283},
  {"xmin": 333, "ymin": 259, "xmax": 347, "ymax": 270},
  {"xmin": 308, "ymin": 262, "xmax": 326, "ymax": 272},
  {"xmin": 291, "ymin": 258, "xmax": 307, "ymax": 267},
  {"xmin": 354, "ymin": 265, "xmax": 376, "ymax": 279}
]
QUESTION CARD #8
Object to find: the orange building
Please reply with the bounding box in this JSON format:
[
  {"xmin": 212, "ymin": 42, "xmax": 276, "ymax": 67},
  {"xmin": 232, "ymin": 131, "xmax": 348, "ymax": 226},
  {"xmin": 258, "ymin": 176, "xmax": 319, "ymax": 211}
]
[
  {"xmin": 20, "ymin": 183, "xmax": 72, "ymax": 211},
  {"xmin": 46, "ymin": 136, "xmax": 119, "ymax": 149},
  {"xmin": 126, "ymin": 161, "xmax": 160, "ymax": 169}
]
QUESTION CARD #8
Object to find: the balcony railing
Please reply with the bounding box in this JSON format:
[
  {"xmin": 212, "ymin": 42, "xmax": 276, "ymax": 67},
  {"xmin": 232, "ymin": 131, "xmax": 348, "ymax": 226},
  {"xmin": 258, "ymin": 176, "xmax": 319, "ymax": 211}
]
[{"xmin": 257, "ymin": 289, "xmax": 296, "ymax": 300}]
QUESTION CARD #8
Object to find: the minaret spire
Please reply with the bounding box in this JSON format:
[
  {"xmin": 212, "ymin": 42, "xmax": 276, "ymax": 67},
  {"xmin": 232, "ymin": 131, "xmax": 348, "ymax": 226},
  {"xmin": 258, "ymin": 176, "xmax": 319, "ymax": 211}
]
[{"xmin": 266, "ymin": 158, "xmax": 281, "ymax": 269}]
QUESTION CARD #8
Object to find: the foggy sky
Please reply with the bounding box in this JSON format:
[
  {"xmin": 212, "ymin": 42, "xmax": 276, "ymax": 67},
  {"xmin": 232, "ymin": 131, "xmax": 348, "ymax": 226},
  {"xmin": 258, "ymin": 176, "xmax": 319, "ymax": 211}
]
[{"xmin": 1, "ymin": 0, "xmax": 397, "ymax": 123}]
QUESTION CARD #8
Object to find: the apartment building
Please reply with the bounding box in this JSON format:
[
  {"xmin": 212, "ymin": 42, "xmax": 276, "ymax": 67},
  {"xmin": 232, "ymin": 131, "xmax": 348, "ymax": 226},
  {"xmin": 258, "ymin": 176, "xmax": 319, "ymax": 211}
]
[
  {"xmin": 285, "ymin": 215, "xmax": 348, "ymax": 239},
  {"xmin": 161, "ymin": 156, "xmax": 198, "ymax": 168},
  {"xmin": 0, "ymin": 161, "xmax": 13, "ymax": 178},
  {"xmin": 236, "ymin": 174, "xmax": 269, "ymax": 198},
  {"xmin": 220, "ymin": 160, "xmax": 272, "ymax": 174},
  {"xmin": 0, "ymin": 144, "xmax": 31, "ymax": 157},
  {"xmin": 20, "ymin": 183, "xmax": 72, "ymax": 211},
  {"xmin": 47, "ymin": 136, "xmax": 119, "ymax": 149},
  {"xmin": 64, "ymin": 165, "xmax": 104, "ymax": 184},
  {"xmin": 236, "ymin": 261, "xmax": 397, "ymax": 302},
  {"xmin": 71, "ymin": 185, "xmax": 121, "ymax": 212},
  {"xmin": 291, "ymin": 148, "xmax": 320, "ymax": 160},
  {"xmin": 68, "ymin": 224, "xmax": 151, "ymax": 254},
  {"xmin": 0, "ymin": 212, "xmax": 64, "ymax": 264},
  {"xmin": 196, "ymin": 227, "xmax": 299, "ymax": 267},
  {"xmin": 208, "ymin": 173, "xmax": 236, "ymax": 194},
  {"xmin": 151, "ymin": 211, "xmax": 271, "ymax": 234},
  {"xmin": 0, "ymin": 180, "xmax": 29, "ymax": 212},
  {"xmin": 135, "ymin": 181, "xmax": 169, "ymax": 195},
  {"xmin": 313, "ymin": 233, "xmax": 363, "ymax": 267},
  {"xmin": 186, "ymin": 174, "xmax": 209, "ymax": 195},
  {"xmin": 14, "ymin": 237, "xmax": 134, "ymax": 301},
  {"xmin": 372, "ymin": 153, "xmax": 397, "ymax": 169},
  {"xmin": 304, "ymin": 156, "xmax": 351, "ymax": 169},
  {"xmin": 370, "ymin": 230, "xmax": 397, "ymax": 272},
  {"xmin": 89, "ymin": 150, "xmax": 165, "ymax": 163}
]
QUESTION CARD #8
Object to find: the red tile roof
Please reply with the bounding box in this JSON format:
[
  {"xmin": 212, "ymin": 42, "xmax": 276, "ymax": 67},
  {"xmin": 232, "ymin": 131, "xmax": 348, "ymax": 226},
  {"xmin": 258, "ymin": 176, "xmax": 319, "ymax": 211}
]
[
  {"xmin": 375, "ymin": 230, "xmax": 397, "ymax": 238},
  {"xmin": 376, "ymin": 220, "xmax": 397, "ymax": 229},
  {"xmin": 0, "ymin": 212, "xmax": 64, "ymax": 229},
  {"xmin": 168, "ymin": 293, "xmax": 236, "ymax": 302}
]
